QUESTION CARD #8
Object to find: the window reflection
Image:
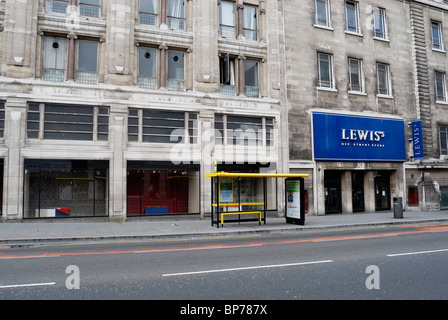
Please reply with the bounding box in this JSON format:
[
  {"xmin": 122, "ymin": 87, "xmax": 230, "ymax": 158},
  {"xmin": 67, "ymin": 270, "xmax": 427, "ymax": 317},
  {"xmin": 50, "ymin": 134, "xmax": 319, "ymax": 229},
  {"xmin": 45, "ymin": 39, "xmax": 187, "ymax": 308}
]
[
  {"xmin": 24, "ymin": 160, "xmax": 109, "ymax": 218},
  {"xmin": 127, "ymin": 162, "xmax": 200, "ymax": 216}
]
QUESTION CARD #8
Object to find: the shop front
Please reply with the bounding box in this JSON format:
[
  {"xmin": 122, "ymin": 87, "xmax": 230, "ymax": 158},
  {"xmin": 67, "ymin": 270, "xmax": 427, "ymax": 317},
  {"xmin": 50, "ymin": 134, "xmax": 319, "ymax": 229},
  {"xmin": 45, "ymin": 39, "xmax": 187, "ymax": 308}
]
[
  {"xmin": 23, "ymin": 159, "xmax": 109, "ymax": 218},
  {"xmin": 312, "ymin": 112, "xmax": 407, "ymax": 215},
  {"xmin": 126, "ymin": 161, "xmax": 200, "ymax": 216},
  {"xmin": 406, "ymin": 167, "xmax": 448, "ymax": 211}
]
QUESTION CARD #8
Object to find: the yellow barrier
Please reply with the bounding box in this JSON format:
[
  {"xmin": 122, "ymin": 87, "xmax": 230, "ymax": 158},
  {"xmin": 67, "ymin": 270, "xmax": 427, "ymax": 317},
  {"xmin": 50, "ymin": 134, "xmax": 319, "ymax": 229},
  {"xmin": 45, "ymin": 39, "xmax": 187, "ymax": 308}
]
[
  {"xmin": 212, "ymin": 202, "xmax": 264, "ymax": 207},
  {"xmin": 220, "ymin": 211, "xmax": 261, "ymax": 226},
  {"xmin": 206, "ymin": 172, "xmax": 309, "ymax": 178}
]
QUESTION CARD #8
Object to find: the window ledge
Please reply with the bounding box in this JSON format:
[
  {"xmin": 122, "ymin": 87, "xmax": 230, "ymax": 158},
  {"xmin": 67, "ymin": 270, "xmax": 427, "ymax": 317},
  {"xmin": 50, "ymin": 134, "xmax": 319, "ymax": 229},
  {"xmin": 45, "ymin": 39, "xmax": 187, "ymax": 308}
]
[
  {"xmin": 345, "ymin": 31, "xmax": 363, "ymax": 37},
  {"xmin": 317, "ymin": 87, "xmax": 337, "ymax": 93},
  {"xmin": 45, "ymin": 11, "xmax": 67, "ymax": 16},
  {"xmin": 377, "ymin": 94, "xmax": 394, "ymax": 99},
  {"xmin": 79, "ymin": 15, "xmax": 102, "ymax": 22},
  {"xmin": 373, "ymin": 36, "xmax": 390, "ymax": 43},
  {"xmin": 313, "ymin": 24, "xmax": 334, "ymax": 31},
  {"xmin": 42, "ymin": 12, "xmax": 106, "ymax": 27},
  {"xmin": 25, "ymin": 139, "xmax": 109, "ymax": 146},
  {"xmin": 432, "ymin": 48, "xmax": 446, "ymax": 54},
  {"xmin": 348, "ymin": 90, "xmax": 367, "ymax": 96},
  {"xmin": 436, "ymin": 100, "xmax": 448, "ymax": 105}
]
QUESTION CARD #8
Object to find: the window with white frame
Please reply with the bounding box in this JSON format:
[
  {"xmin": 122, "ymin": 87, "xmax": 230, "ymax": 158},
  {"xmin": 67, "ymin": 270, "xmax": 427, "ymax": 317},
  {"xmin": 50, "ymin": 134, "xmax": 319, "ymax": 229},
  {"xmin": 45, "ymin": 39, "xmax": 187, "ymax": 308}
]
[
  {"xmin": 214, "ymin": 115, "xmax": 274, "ymax": 147},
  {"xmin": 345, "ymin": 1, "xmax": 360, "ymax": 34},
  {"xmin": 167, "ymin": 0, "xmax": 185, "ymax": 30},
  {"xmin": 47, "ymin": 0, "xmax": 100, "ymax": 17},
  {"xmin": 167, "ymin": 50, "xmax": 185, "ymax": 91},
  {"xmin": 137, "ymin": 46, "xmax": 186, "ymax": 91},
  {"xmin": 243, "ymin": 4, "xmax": 258, "ymax": 40},
  {"xmin": 435, "ymin": 71, "xmax": 446, "ymax": 102},
  {"xmin": 139, "ymin": 0, "xmax": 185, "ymax": 30},
  {"xmin": 317, "ymin": 52, "xmax": 334, "ymax": 89},
  {"xmin": 431, "ymin": 21, "xmax": 444, "ymax": 51},
  {"xmin": 128, "ymin": 109, "xmax": 197, "ymax": 144},
  {"xmin": 27, "ymin": 103, "xmax": 109, "ymax": 141},
  {"xmin": 138, "ymin": 47, "xmax": 158, "ymax": 89},
  {"xmin": 373, "ymin": 7, "xmax": 387, "ymax": 40},
  {"xmin": 47, "ymin": 0, "xmax": 69, "ymax": 14},
  {"xmin": 219, "ymin": 0, "xmax": 236, "ymax": 38},
  {"xmin": 219, "ymin": 1, "xmax": 258, "ymax": 40},
  {"xmin": 79, "ymin": 0, "xmax": 100, "ymax": 18},
  {"xmin": 244, "ymin": 60, "xmax": 259, "ymax": 97},
  {"xmin": 140, "ymin": 0, "xmax": 158, "ymax": 26},
  {"xmin": 440, "ymin": 126, "xmax": 448, "ymax": 155},
  {"xmin": 43, "ymin": 36, "xmax": 67, "ymax": 82},
  {"xmin": 127, "ymin": 109, "xmax": 139, "ymax": 142},
  {"xmin": 377, "ymin": 62, "xmax": 391, "ymax": 96},
  {"xmin": 219, "ymin": 54, "xmax": 237, "ymax": 96},
  {"xmin": 27, "ymin": 104, "xmax": 41, "ymax": 139},
  {"xmin": 348, "ymin": 58, "xmax": 363, "ymax": 92},
  {"xmin": 142, "ymin": 109, "xmax": 185, "ymax": 144},
  {"xmin": 315, "ymin": 0, "xmax": 331, "ymax": 28},
  {"xmin": 76, "ymin": 40, "xmax": 99, "ymax": 85},
  {"xmin": 219, "ymin": 55, "xmax": 259, "ymax": 97},
  {"xmin": 42, "ymin": 36, "xmax": 100, "ymax": 84},
  {"xmin": 0, "ymin": 102, "xmax": 4, "ymax": 138}
]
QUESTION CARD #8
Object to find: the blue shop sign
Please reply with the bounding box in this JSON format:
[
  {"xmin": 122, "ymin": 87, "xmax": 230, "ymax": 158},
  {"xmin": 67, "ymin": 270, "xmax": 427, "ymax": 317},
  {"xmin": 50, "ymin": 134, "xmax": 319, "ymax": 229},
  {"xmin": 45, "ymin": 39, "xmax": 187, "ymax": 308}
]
[
  {"xmin": 313, "ymin": 112, "xmax": 406, "ymax": 162},
  {"xmin": 411, "ymin": 120, "xmax": 424, "ymax": 160}
]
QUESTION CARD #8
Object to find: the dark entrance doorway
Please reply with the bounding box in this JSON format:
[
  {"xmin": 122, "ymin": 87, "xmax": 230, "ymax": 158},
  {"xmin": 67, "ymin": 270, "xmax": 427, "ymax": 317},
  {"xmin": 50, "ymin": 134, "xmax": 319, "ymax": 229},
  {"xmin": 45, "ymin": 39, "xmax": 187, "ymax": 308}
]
[
  {"xmin": 352, "ymin": 171, "xmax": 365, "ymax": 212},
  {"xmin": 374, "ymin": 171, "xmax": 391, "ymax": 211},
  {"xmin": 324, "ymin": 170, "xmax": 342, "ymax": 214},
  {"xmin": 441, "ymin": 186, "xmax": 448, "ymax": 210}
]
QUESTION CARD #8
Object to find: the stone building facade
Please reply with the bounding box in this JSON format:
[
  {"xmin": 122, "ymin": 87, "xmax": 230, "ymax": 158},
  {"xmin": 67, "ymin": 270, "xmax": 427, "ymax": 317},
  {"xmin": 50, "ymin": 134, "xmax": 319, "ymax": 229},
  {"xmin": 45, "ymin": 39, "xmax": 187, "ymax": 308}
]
[
  {"xmin": 0, "ymin": 0, "xmax": 287, "ymax": 221},
  {"xmin": 284, "ymin": 0, "xmax": 448, "ymax": 215},
  {"xmin": 405, "ymin": 0, "xmax": 448, "ymax": 211},
  {"xmin": 1, "ymin": 0, "xmax": 447, "ymax": 222}
]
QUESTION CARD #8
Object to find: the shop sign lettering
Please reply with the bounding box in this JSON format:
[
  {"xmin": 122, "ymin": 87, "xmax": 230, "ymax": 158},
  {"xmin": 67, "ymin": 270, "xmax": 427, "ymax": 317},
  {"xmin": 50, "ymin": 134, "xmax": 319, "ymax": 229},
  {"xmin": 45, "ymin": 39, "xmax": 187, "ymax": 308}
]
[
  {"xmin": 341, "ymin": 129, "xmax": 385, "ymax": 142},
  {"xmin": 411, "ymin": 120, "xmax": 424, "ymax": 159}
]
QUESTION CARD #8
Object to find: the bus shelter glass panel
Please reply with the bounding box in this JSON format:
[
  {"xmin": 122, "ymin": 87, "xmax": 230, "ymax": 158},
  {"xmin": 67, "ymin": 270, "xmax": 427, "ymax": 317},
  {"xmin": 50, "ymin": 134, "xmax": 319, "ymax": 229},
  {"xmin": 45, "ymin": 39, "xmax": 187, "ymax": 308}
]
[
  {"xmin": 216, "ymin": 177, "xmax": 266, "ymax": 212},
  {"xmin": 215, "ymin": 164, "xmax": 277, "ymax": 211},
  {"xmin": 23, "ymin": 160, "xmax": 109, "ymax": 218}
]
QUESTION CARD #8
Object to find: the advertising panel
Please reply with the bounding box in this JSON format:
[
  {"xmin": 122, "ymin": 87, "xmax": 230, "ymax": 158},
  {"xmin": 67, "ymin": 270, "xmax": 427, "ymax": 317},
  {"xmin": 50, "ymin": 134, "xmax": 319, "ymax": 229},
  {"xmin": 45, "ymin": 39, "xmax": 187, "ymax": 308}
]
[
  {"xmin": 312, "ymin": 112, "xmax": 406, "ymax": 162},
  {"xmin": 219, "ymin": 179, "xmax": 234, "ymax": 202},
  {"xmin": 285, "ymin": 178, "xmax": 305, "ymax": 225}
]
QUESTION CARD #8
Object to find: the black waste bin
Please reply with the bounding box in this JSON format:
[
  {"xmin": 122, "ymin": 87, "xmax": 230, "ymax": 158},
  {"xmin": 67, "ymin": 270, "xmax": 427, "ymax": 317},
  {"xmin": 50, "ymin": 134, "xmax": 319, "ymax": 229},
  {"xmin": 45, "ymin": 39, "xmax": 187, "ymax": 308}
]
[{"xmin": 393, "ymin": 197, "xmax": 403, "ymax": 219}]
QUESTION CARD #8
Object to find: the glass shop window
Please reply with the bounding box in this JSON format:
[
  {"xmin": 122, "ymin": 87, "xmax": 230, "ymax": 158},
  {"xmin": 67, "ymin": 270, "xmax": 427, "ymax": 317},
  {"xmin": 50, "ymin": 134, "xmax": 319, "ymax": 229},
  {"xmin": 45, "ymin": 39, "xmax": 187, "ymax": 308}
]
[
  {"xmin": 23, "ymin": 160, "xmax": 109, "ymax": 218},
  {"xmin": 127, "ymin": 162, "xmax": 200, "ymax": 216}
]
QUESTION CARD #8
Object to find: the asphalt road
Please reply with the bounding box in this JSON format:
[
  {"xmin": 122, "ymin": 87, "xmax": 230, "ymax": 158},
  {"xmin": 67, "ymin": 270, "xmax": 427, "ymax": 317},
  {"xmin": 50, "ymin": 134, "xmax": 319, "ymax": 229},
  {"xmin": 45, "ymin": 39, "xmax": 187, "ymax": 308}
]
[{"xmin": 1, "ymin": 222, "xmax": 447, "ymax": 304}]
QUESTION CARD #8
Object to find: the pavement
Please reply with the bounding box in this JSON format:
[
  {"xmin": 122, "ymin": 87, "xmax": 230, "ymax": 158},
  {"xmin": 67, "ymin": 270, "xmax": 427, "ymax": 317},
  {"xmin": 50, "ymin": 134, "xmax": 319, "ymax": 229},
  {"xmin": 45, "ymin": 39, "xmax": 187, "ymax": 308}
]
[{"xmin": 1, "ymin": 210, "xmax": 448, "ymax": 244}]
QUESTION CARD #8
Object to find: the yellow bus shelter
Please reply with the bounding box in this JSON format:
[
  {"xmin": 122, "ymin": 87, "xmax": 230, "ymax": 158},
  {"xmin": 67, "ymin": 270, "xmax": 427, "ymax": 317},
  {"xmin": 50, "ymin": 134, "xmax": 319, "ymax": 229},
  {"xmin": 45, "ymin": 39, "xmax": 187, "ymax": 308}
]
[{"xmin": 206, "ymin": 172, "xmax": 309, "ymax": 228}]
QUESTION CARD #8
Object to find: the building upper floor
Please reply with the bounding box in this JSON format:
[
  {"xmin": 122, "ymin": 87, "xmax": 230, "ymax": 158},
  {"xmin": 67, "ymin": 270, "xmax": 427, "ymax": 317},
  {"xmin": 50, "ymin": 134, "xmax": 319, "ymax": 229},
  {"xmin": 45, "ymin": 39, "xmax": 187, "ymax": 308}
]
[
  {"xmin": 282, "ymin": 0, "xmax": 448, "ymax": 106},
  {"xmin": 284, "ymin": 0, "xmax": 448, "ymax": 162},
  {"xmin": 1, "ymin": 1, "xmax": 447, "ymax": 105},
  {"xmin": 0, "ymin": 0, "xmax": 283, "ymax": 101}
]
